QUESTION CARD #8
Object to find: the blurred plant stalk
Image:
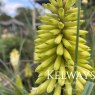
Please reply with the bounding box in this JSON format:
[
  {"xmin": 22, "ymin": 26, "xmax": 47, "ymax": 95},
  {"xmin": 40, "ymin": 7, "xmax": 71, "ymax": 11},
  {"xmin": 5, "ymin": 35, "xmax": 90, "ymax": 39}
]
[
  {"xmin": 25, "ymin": 63, "xmax": 32, "ymax": 78},
  {"xmin": 16, "ymin": 75, "xmax": 23, "ymax": 89},
  {"xmin": 25, "ymin": 63, "xmax": 32, "ymax": 90}
]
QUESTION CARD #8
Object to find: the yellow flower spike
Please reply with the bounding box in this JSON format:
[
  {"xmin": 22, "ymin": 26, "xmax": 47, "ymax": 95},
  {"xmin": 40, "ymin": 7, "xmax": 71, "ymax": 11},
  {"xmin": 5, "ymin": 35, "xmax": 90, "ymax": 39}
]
[
  {"xmin": 16, "ymin": 75, "xmax": 23, "ymax": 89},
  {"xmin": 25, "ymin": 63, "xmax": 32, "ymax": 78},
  {"xmin": 10, "ymin": 49, "xmax": 20, "ymax": 71},
  {"xmin": 33, "ymin": 0, "xmax": 93, "ymax": 95},
  {"xmin": 82, "ymin": 0, "xmax": 88, "ymax": 4}
]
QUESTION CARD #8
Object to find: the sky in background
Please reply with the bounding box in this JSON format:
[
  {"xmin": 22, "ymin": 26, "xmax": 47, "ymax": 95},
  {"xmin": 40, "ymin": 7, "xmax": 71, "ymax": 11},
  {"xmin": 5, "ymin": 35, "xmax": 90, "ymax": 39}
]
[{"xmin": 1, "ymin": 0, "xmax": 39, "ymax": 17}]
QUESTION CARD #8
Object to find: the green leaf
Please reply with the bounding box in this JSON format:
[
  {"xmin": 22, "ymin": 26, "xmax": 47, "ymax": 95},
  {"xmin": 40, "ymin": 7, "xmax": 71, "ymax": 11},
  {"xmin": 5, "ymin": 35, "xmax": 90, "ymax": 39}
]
[{"xmin": 82, "ymin": 81, "xmax": 95, "ymax": 95}]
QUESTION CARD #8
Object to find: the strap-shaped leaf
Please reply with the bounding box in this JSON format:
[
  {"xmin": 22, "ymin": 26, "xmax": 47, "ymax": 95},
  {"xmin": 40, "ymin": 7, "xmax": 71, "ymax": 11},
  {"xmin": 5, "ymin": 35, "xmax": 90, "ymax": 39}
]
[{"xmin": 82, "ymin": 81, "xmax": 95, "ymax": 95}]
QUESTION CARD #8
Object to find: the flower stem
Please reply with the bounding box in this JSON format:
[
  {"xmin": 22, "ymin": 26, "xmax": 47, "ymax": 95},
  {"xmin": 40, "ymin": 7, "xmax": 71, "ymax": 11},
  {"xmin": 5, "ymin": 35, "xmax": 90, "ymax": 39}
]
[{"xmin": 72, "ymin": 0, "xmax": 81, "ymax": 95}]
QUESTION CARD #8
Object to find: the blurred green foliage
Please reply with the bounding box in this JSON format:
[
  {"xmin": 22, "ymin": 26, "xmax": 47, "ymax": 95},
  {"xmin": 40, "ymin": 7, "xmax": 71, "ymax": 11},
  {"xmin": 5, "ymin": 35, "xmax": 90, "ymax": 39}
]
[
  {"xmin": 0, "ymin": 37, "xmax": 34, "ymax": 61},
  {"xmin": 81, "ymin": 1, "xmax": 95, "ymax": 64}
]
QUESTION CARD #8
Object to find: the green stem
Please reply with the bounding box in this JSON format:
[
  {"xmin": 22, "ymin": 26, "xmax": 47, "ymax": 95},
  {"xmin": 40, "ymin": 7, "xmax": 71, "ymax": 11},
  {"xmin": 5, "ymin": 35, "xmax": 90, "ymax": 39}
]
[
  {"xmin": 27, "ymin": 78, "xmax": 31, "ymax": 90},
  {"xmin": 72, "ymin": 0, "xmax": 81, "ymax": 95}
]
